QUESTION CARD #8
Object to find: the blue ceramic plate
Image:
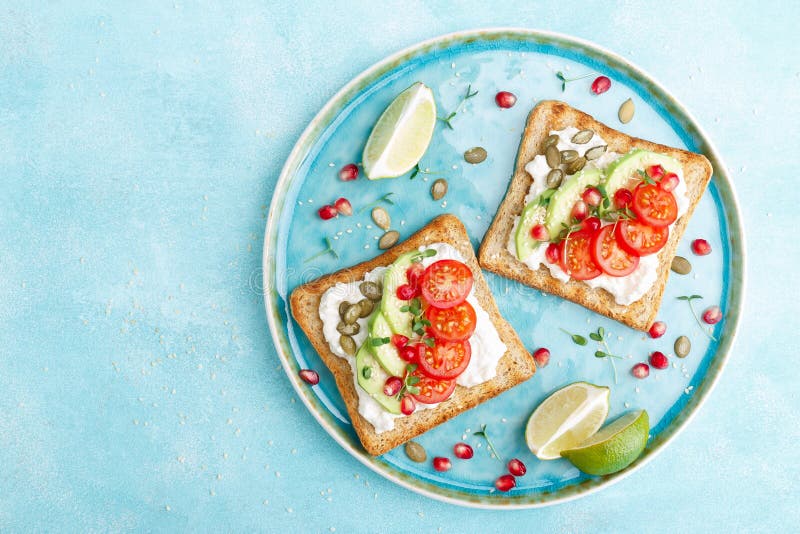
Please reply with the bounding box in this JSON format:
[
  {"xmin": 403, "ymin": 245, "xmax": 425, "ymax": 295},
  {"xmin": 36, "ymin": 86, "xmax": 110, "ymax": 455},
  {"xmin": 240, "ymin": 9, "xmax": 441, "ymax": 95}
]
[{"xmin": 262, "ymin": 29, "xmax": 744, "ymax": 508}]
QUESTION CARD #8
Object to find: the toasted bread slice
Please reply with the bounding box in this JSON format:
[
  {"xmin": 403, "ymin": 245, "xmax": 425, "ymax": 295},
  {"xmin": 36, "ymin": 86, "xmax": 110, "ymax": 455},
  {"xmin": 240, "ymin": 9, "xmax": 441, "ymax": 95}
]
[
  {"xmin": 479, "ymin": 101, "xmax": 713, "ymax": 331},
  {"xmin": 290, "ymin": 214, "xmax": 534, "ymax": 456}
]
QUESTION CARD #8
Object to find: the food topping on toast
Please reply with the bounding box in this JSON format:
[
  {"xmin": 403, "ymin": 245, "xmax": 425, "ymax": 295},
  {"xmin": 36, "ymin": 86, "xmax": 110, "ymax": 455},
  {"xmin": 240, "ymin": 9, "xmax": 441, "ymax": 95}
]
[
  {"xmin": 317, "ymin": 242, "xmax": 506, "ymax": 433},
  {"xmin": 509, "ymin": 126, "xmax": 691, "ymax": 305}
]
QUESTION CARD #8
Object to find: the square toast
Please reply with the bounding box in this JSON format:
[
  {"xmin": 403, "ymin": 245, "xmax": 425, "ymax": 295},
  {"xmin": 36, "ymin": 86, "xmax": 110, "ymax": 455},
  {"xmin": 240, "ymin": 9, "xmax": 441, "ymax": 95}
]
[
  {"xmin": 478, "ymin": 101, "xmax": 713, "ymax": 331},
  {"xmin": 290, "ymin": 214, "xmax": 535, "ymax": 456}
]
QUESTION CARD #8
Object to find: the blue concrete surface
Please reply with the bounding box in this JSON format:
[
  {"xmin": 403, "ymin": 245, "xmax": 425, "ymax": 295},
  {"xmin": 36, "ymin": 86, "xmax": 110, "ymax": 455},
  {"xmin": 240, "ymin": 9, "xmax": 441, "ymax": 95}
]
[{"xmin": 1, "ymin": 1, "xmax": 797, "ymax": 532}]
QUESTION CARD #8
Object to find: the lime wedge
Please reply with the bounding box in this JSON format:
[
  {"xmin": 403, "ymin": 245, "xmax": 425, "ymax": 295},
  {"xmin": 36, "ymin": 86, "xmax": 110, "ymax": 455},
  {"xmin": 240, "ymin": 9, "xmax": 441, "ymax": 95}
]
[
  {"xmin": 362, "ymin": 82, "xmax": 436, "ymax": 179},
  {"xmin": 561, "ymin": 409, "xmax": 649, "ymax": 476},
  {"xmin": 525, "ymin": 382, "xmax": 610, "ymax": 460}
]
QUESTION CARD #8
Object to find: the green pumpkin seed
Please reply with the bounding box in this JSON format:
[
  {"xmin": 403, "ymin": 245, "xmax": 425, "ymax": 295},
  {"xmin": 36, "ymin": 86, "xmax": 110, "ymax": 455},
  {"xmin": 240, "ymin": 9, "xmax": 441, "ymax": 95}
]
[
  {"xmin": 584, "ymin": 145, "xmax": 607, "ymax": 160},
  {"xmin": 545, "ymin": 145, "xmax": 561, "ymax": 168},
  {"xmin": 671, "ymin": 256, "xmax": 692, "ymax": 275},
  {"xmin": 546, "ymin": 168, "xmax": 564, "ymax": 188},
  {"xmin": 675, "ymin": 335, "xmax": 691, "ymax": 358},
  {"xmin": 359, "ymin": 281, "xmax": 382, "ymax": 301},
  {"xmin": 463, "ymin": 146, "xmax": 487, "ymax": 164},
  {"xmin": 338, "ymin": 301, "xmax": 351, "ymax": 320},
  {"xmin": 337, "ymin": 322, "xmax": 360, "ymax": 336},
  {"xmin": 378, "ymin": 230, "xmax": 400, "ymax": 250},
  {"xmin": 561, "ymin": 149, "xmax": 579, "ymax": 164},
  {"xmin": 371, "ymin": 207, "xmax": 391, "ymax": 230},
  {"xmin": 343, "ymin": 304, "xmax": 361, "ymax": 325},
  {"xmin": 566, "ymin": 156, "xmax": 587, "ymax": 175},
  {"xmin": 542, "ymin": 134, "xmax": 560, "ymax": 151},
  {"xmin": 431, "ymin": 178, "xmax": 448, "ymax": 201},
  {"xmin": 357, "ymin": 298, "xmax": 374, "ymax": 318},
  {"xmin": 571, "ymin": 129, "xmax": 594, "ymax": 144},
  {"xmin": 404, "ymin": 441, "xmax": 427, "ymax": 463},
  {"xmin": 618, "ymin": 98, "xmax": 635, "ymax": 124},
  {"xmin": 340, "ymin": 335, "xmax": 357, "ymax": 356}
]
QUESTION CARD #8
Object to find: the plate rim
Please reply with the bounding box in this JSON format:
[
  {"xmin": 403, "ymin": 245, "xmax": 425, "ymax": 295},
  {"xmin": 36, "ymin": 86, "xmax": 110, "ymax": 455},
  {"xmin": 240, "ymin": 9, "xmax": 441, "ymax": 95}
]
[{"xmin": 261, "ymin": 27, "xmax": 746, "ymax": 509}]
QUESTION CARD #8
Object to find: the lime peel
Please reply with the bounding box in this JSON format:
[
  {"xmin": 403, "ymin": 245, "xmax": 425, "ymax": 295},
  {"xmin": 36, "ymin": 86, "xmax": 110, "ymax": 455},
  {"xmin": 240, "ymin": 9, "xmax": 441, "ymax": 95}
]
[{"xmin": 561, "ymin": 409, "xmax": 650, "ymax": 476}]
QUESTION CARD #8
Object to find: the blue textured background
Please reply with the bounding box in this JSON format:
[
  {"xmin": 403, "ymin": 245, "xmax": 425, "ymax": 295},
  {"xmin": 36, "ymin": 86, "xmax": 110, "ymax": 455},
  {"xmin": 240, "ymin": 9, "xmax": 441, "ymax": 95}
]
[{"xmin": 1, "ymin": 1, "xmax": 796, "ymax": 532}]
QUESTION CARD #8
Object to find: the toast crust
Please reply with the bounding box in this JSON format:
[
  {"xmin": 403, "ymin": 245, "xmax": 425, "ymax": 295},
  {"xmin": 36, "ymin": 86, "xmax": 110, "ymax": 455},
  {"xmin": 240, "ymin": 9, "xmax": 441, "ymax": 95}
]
[
  {"xmin": 478, "ymin": 101, "xmax": 713, "ymax": 331},
  {"xmin": 290, "ymin": 214, "xmax": 535, "ymax": 456}
]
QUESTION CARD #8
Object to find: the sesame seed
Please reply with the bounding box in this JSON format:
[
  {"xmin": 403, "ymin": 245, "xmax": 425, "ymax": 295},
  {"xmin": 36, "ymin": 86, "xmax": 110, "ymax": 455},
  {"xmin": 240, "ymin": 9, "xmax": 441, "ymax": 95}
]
[{"xmin": 329, "ymin": 162, "xmax": 335, "ymax": 167}]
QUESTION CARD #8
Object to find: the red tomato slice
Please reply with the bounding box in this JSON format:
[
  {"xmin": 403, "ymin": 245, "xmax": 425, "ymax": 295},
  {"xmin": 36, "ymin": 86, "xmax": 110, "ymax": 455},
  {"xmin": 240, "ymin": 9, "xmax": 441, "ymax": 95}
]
[
  {"xmin": 418, "ymin": 340, "xmax": 471, "ymax": 380},
  {"xmin": 615, "ymin": 219, "xmax": 669, "ymax": 256},
  {"xmin": 419, "ymin": 260, "xmax": 473, "ymax": 309},
  {"xmin": 424, "ymin": 302, "xmax": 477, "ymax": 341},
  {"xmin": 631, "ymin": 184, "xmax": 678, "ymax": 227},
  {"xmin": 559, "ymin": 229, "xmax": 602, "ymax": 280},
  {"xmin": 411, "ymin": 371, "xmax": 457, "ymax": 404},
  {"xmin": 590, "ymin": 225, "xmax": 640, "ymax": 277}
]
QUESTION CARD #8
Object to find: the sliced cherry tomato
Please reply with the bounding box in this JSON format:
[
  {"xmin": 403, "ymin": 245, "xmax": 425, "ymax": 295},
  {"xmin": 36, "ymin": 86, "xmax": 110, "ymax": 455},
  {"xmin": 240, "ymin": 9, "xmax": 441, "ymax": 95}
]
[
  {"xmin": 559, "ymin": 229, "xmax": 602, "ymax": 280},
  {"xmin": 424, "ymin": 301, "xmax": 477, "ymax": 341},
  {"xmin": 411, "ymin": 370, "xmax": 456, "ymax": 404},
  {"xmin": 590, "ymin": 225, "xmax": 639, "ymax": 277},
  {"xmin": 419, "ymin": 260, "xmax": 473, "ymax": 309},
  {"xmin": 615, "ymin": 219, "xmax": 669, "ymax": 256},
  {"xmin": 418, "ymin": 339, "xmax": 471, "ymax": 380},
  {"xmin": 631, "ymin": 184, "xmax": 678, "ymax": 227}
]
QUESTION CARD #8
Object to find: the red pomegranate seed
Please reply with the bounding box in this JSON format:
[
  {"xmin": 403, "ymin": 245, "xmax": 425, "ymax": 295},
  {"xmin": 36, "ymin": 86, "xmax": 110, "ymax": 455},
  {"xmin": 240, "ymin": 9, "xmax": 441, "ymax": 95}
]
[
  {"xmin": 399, "ymin": 345, "xmax": 418, "ymax": 363},
  {"xmin": 298, "ymin": 369, "xmax": 319, "ymax": 385},
  {"xmin": 406, "ymin": 262, "xmax": 425, "ymax": 287},
  {"xmin": 400, "ymin": 395, "xmax": 416, "ymax": 415},
  {"xmin": 494, "ymin": 474, "xmax": 516, "ymax": 492},
  {"xmin": 646, "ymin": 164, "xmax": 665, "ymax": 180},
  {"xmin": 396, "ymin": 284, "xmax": 416, "ymax": 300},
  {"xmin": 545, "ymin": 243, "xmax": 560, "ymax": 264},
  {"xmin": 495, "ymin": 91, "xmax": 517, "ymax": 108},
  {"xmin": 660, "ymin": 172, "xmax": 679, "ymax": 192},
  {"xmin": 533, "ymin": 347, "xmax": 550, "ymax": 368},
  {"xmin": 614, "ymin": 188, "xmax": 633, "ymax": 208},
  {"xmin": 392, "ymin": 334, "xmax": 409, "ymax": 349},
  {"xmin": 433, "ymin": 457, "xmax": 452, "ymax": 472},
  {"xmin": 591, "ymin": 76, "xmax": 611, "ymax": 95},
  {"xmin": 453, "ymin": 443, "xmax": 474, "ymax": 460},
  {"xmin": 334, "ymin": 197, "xmax": 352, "ymax": 216},
  {"xmin": 703, "ymin": 305, "xmax": 722, "ymax": 324},
  {"xmin": 571, "ymin": 200, "xmax": 588, "ymax": 221},
  {"xmin": 631, "ymin": 362, "xmax": 650, "ymax": 379},
  {"xmin": 582, "ymin": 216, "xmax": 601, "ymax": 232},
  {"xmin": 582, "ymin": 187, "xmax": 602, "ymax": 207},
  {"xmin": 383, "ymin": 376, "xmax": 402, "ymax": 397},
  {"xmin": 530, "ymin": 223, "xmax": 549, "ymax": 241},
  {"xmin": 507, "ymin": 458, "xmax": 527, "ymax": 477},
  {"xmin": 649, "ymin": 351, "xmax": 669, "ymax": 369},
  {"xmin": 338, "ymin": 163, "xmax": 359, "ymax": 181},
  {"xmin": 318, "ymin": 205, "xmax": 338, "ymax": 220},
  {"xmin": 692, "ymin": 239, "xmax": 712, "ymax": 256},
  {"xmin": 648, "ymin": 321, "xmax": 667, "ymax": 339}
]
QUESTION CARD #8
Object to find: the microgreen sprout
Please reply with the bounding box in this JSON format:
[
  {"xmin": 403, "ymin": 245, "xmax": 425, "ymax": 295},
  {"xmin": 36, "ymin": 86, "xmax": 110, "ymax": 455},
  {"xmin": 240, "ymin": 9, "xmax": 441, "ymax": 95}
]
[
  {"xmin": 304, "ymin": 237, "xmax": 339, "ymax": 263},
  {"xmin": 589, "ymin": 326, "xmax": 622, "ymax": 384},
  {"xmin": 677, "ymin": 295, "xmax": 718, "ymax": 341},
  {"xmin": 438, "ymin": 84, "xmax": 479, "ymax": 129},
  {"xmin": 357, "ymin": 192, "xmax": 395, "ymax": 214},
  {"xmin": 474, "ymin": 424, "xmax": 503, "ymax": 462},
  {"xmin": 556, "ymin": 71, "xmax": 594, "ymax": 92},
  {"xmin": 560, "ymin": 327, "xmax": 588, "ymax": 346}
]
